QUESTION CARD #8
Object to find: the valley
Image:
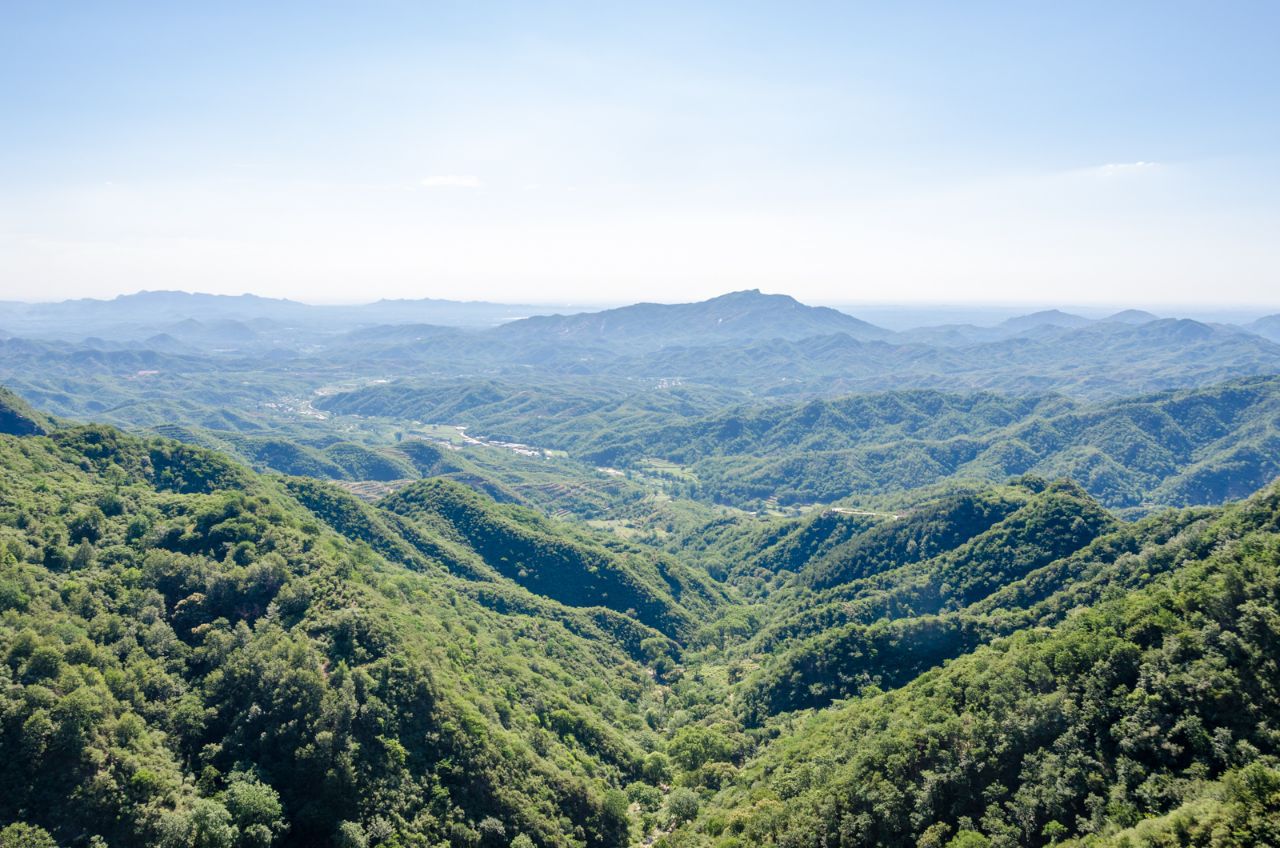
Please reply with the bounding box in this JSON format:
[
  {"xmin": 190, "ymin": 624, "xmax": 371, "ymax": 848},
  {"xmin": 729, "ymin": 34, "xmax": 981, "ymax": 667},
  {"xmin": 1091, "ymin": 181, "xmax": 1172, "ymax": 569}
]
[
  {"xmin": 2, "ymin": 291, "xmax": 1280, "ymax": 847},
  {"xmin": 9, "ymin": 6, "xmax": 1280, "ymax": 845}
]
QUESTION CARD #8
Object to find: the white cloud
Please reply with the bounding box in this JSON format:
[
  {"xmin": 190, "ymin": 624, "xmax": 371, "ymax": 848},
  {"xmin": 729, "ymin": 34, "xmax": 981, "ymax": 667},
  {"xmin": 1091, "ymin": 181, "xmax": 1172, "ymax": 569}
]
[
  {"xmin": 1095, "ymin": 161, "xmax": 1159, "ymax": 176},
  {"xmin": 421, "ymin": 174, "xmax": 482, "ymax": 189}
]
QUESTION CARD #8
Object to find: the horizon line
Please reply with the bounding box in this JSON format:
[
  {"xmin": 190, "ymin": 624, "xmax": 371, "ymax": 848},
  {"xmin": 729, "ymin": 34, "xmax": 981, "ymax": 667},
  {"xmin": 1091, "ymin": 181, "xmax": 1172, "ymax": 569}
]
[{"xmin": 1, "ymin": 287, "xmax": 1278, "ymax": 315}]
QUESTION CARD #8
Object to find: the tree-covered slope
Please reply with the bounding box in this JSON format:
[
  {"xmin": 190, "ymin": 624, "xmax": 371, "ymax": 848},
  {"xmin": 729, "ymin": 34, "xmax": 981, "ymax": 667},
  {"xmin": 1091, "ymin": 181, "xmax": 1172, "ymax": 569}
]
[
  {"xmin": 799, "ymin": 487, "xmax": 1032, "ymax": 591},
  {"xmin": 379, "ymin": 479, "xmax": 727, "ymax": 638},
  {"xmin": 0, "ymin": 424, "xmax": 684, "ymax": 847},
  {"xmin": 742, "ymin": 482, "xmax": 1152, "ymax": 719},
  {"xmin": 678, "ymin": 377, "xmax": 1280, "ymax": 509},
  {"xmin": 6, "ymin": 382, "xmax": 1280, "ymax": 848},
  {"xmin": 349, "ymin": 376, "xmax": 1278, "ymax": 511},
  {"xmin": 658, "ymin": 480, "xmax": 1280, "ymax": 848},
  {"xmin": 0, "ymin": 386, "xmax": 54, "ymax": 436}
]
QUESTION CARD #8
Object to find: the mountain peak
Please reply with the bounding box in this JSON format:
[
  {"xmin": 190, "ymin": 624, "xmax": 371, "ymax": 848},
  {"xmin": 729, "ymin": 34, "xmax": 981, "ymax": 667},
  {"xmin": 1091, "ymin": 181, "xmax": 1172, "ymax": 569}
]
[
  {"xmin": 709, "ymin": 288, "xmax": 772, "ymax": 301},
  {"xmin": 1103, "ymin": 308, "xmax": 1160, "ymax": 324},
  {"xmin": 1245, "ymin": 313, "xmax": 1280, "ymax": 343},
  {"xmin": 494, "ymin": 290, "xmax": 891, "ymax": 345},
  {"xmin": 999, "ymin": 309, "xmax": 1093, "ymax": 332}
]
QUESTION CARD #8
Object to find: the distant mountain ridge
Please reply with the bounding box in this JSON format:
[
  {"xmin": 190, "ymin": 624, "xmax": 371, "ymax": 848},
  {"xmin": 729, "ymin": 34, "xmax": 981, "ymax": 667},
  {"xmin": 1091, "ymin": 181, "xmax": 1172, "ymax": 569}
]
[
  {"xmin": 491, "ymin": 289, "xmax": 892, "ymax": 346},
  {"xmin": 0, "ymin": 289, "xmax": 563, "ymax": 340},
  {"xmin": 997, "ymin": 308, "xmax": 1093, "ymax": 332},
  {"xmin": 1248, "ymin": 313, "xmax": 1280, "ymax": 342},
  {"xmin": 1103, "ymin": 308, "xmax": 1159, "ymax": 324},
  {"xmin": 5, "ymin": 289, "xmax": 1279, "ymax": 351}
]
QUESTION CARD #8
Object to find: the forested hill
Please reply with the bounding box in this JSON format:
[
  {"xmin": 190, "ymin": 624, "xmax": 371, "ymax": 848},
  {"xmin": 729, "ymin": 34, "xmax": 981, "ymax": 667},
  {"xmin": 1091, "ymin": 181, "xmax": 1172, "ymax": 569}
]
[
  {"xmin": 4, "ymin": 393, "xmax": 1280, "ymax": 847},
  {"xmin": 319, "ymin": 376, "xmax": 1280, "ymax": 510},
  {"xmin": 0, "ymin": 418, "xmax": 720, "ymax": 847},
  {"xmin": 675, "ymin": 478, "xmax": 1280, "ymax": 847},
  {"xmin": 0, "ymin": 386, "xmax": 53, "ymax": 436},
  {"xmin": 577, "ymin": 376, "xmax": 1280, "ymax": 508}
]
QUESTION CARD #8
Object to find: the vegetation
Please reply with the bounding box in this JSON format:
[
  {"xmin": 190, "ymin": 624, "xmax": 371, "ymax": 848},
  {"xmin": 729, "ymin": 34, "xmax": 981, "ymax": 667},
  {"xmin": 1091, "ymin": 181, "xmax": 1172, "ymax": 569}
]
[
  {"xmin": 3, "ymin": 290, "xmax": 1280, "ymax": 846},
  {"xmin": 664, "ymin": 479, "xmax": 1280, "ymax": 847},
  {"xmin": 0, "ymin": 423, "xmax": 674, "ymax": 846},
  {"xmin": 323, "ymin": 377, "xmax": 1280, "ymax": 512}
]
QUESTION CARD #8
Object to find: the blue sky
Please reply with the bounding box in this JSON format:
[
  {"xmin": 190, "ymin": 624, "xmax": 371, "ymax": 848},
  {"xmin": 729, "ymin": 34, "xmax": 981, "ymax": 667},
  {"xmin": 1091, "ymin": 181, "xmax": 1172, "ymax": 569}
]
[{"xmin": 2, "ymin": 1, "xmax": 1278, "ymax": 305}]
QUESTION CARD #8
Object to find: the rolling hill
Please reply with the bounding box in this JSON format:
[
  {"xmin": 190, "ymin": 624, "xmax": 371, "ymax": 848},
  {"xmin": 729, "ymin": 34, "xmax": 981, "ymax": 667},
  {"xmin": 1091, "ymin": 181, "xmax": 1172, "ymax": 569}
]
[
  {"xmin": 0, "ymin": 411, "xmax": 712, "ymax": 847},
  {"xmin": 320, "ymin": 376, "xmax": 1280, "ymax": 511},
  {"xmin": 3, "ymin": 388, "xmax": 1280, "ymax": 846}
]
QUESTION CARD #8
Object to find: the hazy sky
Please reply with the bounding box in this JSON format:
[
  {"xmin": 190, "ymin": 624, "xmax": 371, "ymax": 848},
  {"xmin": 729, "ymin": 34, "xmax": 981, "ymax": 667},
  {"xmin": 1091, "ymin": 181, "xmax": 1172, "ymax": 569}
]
[{"xmin": 3, "ymin": 2, "xmax": 1279, "ymax": 305}]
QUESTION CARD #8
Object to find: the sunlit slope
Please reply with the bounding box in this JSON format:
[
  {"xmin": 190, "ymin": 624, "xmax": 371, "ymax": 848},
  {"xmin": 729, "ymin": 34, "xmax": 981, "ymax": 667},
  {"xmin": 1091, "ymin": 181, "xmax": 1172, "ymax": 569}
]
[
  {"xmin": 669, "ymin": 483, "xmax": 1280, "ymax": 847},
  {"xmin": 0, "ymin": 423, "xmax": 676, "ymax": 847}
]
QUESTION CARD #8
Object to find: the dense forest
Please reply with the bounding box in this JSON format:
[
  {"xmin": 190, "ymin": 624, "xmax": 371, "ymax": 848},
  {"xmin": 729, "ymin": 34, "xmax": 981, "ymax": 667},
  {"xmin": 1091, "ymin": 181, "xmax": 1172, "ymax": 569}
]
[
  {"xmin": 0, "ymin": 420, "xmax": 674, "ymax": 847},
  {"xmin": 319, "ymin": 377, "xmax": 1280, "ymax": 512},
  {"xmin": 4, "ymin": 292, "xmax": 1280, "ymax": 846},
  {"xmin": 3, "ymin": 378, "xmax": 1280, "ymax": 846}
]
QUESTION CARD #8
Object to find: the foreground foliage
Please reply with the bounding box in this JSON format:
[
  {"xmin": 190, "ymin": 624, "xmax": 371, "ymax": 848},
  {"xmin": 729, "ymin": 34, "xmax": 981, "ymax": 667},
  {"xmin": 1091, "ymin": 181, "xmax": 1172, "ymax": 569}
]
[{"xmin": 0, "ymin": 425, "xmax": 675, "ymax": 846}]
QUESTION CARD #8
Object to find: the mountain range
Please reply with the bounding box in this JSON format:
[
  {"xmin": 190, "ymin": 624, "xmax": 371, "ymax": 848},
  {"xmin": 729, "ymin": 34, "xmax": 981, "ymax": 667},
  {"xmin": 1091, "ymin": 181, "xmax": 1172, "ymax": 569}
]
[
  {"xmin": 4, "ymin": 383, "xmax": 1280, "ymax": 847},
  {"xmin": 4, "ymin": 289, "xmax": 1278, "ymax": 352},
  {"xmin": 5, "ymin": 289, "xmax": 1280, "ymax": 846}
]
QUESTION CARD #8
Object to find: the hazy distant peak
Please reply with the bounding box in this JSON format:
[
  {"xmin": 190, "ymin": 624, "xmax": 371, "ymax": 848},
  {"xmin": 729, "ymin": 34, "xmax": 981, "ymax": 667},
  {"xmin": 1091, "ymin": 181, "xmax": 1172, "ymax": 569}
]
[
  {"xmin": 1102, "ymin": 308, "xmax": 1159, "ymax": 324},
  {"xmin": 141, "ymin": 332, "xmax": 194, "ymax": 353},
  {"xmin": 1244, "ymin": 314, "xmax": 1280, "ymax": 343},
  {"xmin": 998, "ymin": 309, "xmax": 1093, "ymax": 331},
  {"xmin": 706, "ymin": 288, "xmax": 772, "ymax": 302},
  {"xmin": 1145, "ymin": 317, "xmax": 1216, "ymax": 340},
  {"xmin": 494, "ymin": 290, "xmax": 892, "ymax": 345},
  {"xmin": 119, "ymin": 289, "xmax": 298, "ymax": 305}
]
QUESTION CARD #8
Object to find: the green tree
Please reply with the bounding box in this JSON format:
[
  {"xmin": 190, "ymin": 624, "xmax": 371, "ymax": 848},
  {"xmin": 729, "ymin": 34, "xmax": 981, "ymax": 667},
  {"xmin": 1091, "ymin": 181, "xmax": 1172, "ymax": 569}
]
[
  {"xmin": 666, "ymin": 787, "xmax": 699, "ymax": 824},
  {"xmin": 71, "ymin": 539, "xmax": 94, "ymax": 569},
  {"xmin": 667, "ymin": 725, "xmax": 737, "ymax": 771},
  {"xmin": 0, "ymin": 823, "xmax": 58, "ymax": 848},
  {"xmin": 224, "ymin": 773, "xmax": 286, "ymax": 847},
  {"xmin": 642, "ymin": 751, "xmax": 673, "ymax": 784},
  {"xmin": 334, "ymin": 821, "xmax": 367, "ymax": 848},
  {"xmin": 190, "ymin": 799, "xmax": 236, "ymax": 848},
  {"xmin": 476, "ymin": 817, "xmax": 505, "ymax": 847}
]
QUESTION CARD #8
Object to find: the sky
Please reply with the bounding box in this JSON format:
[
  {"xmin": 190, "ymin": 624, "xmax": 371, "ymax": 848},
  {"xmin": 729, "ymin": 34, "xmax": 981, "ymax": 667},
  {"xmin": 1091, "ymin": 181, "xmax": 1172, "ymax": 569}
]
[{"xmin": 2, "ymin": 1, "xmax": 1279, "ymax": 306}]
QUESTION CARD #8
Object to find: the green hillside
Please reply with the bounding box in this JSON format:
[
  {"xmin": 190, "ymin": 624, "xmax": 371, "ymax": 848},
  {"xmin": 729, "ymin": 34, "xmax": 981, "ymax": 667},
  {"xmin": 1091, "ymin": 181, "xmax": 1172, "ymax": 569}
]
[
  {"xmin": 0, "ymin": 386, "xmax": 54, "ymax": 436},
  {"xmin": 322, "ymin": 377, "xmax": 1280, "ymax": 512},
  {"xmin": 0, "ymin": 423, "xmax": 679, "ymax": 847},
  {"xmin": 378, "ymin": 478, "xmax": 728, "ymax": 638},
  {"xmin": 669, "ymin": 480, "xmax": 1280, "ymax": 847},
  {"xmin": 3, "ymin": 388, "xmax": 1280, "ymax": 847}
]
